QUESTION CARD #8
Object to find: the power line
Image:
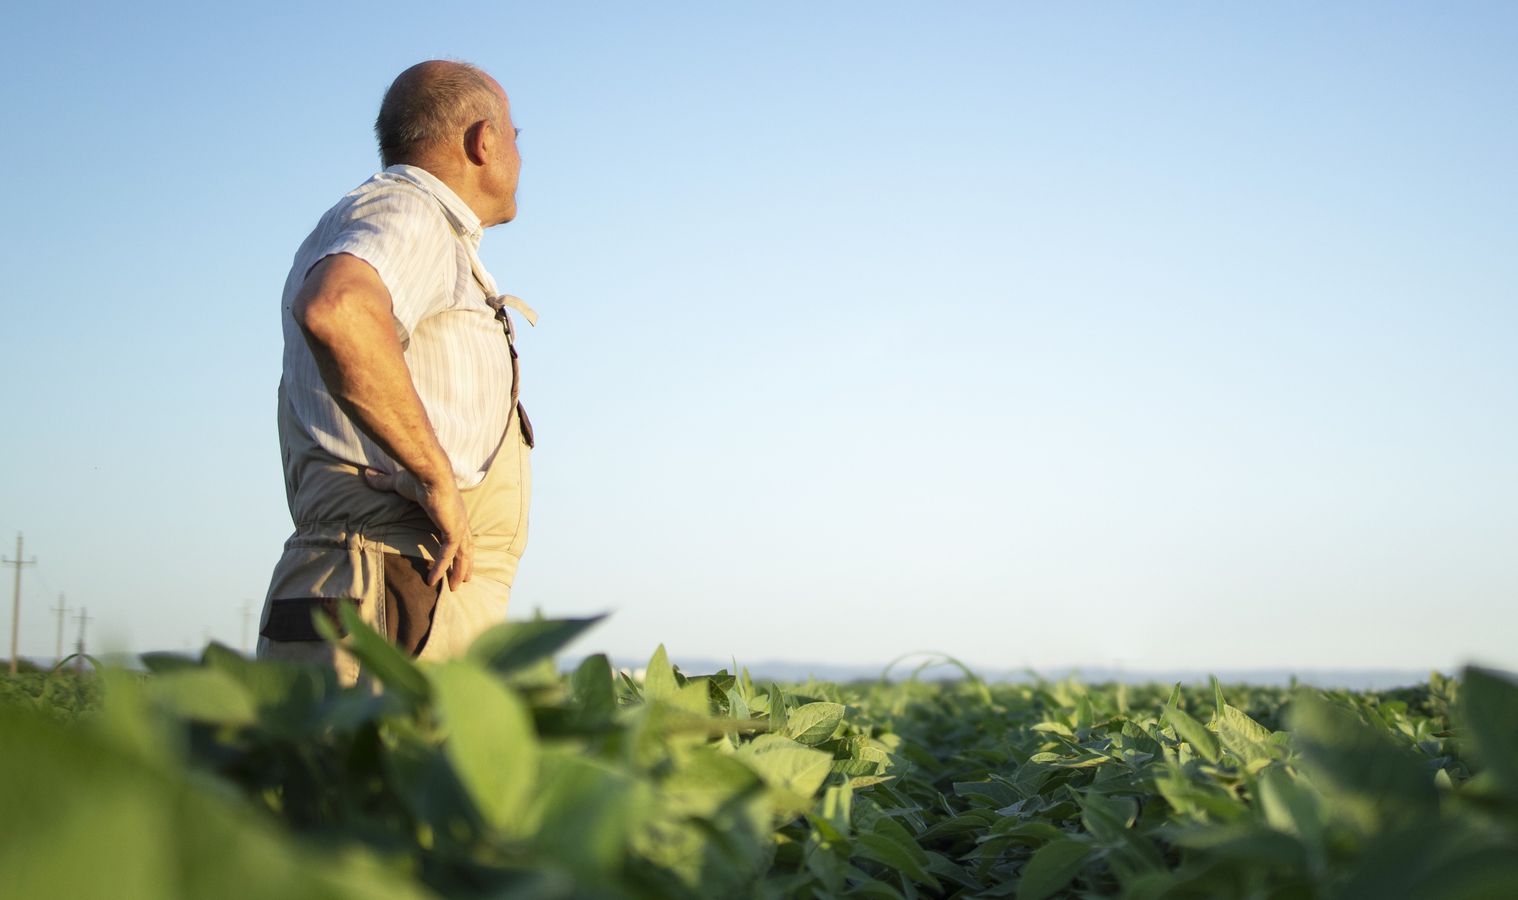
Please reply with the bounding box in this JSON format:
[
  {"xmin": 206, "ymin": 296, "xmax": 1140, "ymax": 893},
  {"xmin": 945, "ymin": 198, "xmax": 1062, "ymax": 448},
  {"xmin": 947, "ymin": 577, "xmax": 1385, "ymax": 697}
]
[
  {"xmin": 20, "ymin": 557, "xmax": 74, "ymax": 665},
  {"xmin": 31, "ymin": 564, "xmax": 62, "ymax": 602},
  {"xmin": 32, "ymin": 567, "xmax": 66, "ymax": 661},
  {"xmin": 51, "ymin": 594, "xmax": 68, "ymax": 663},
  {"xmin": 73, "ymin": 607, "xmax": 92, "ymax": 673},
  {"xmin": 3, "ymin": 533, "xmax": 38, "ymax": 675}
]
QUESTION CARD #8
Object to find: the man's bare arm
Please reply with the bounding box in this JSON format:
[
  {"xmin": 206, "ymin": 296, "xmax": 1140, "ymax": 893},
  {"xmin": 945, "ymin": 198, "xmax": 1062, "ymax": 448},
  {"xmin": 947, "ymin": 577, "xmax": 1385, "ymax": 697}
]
[{"xmin": 291, "ymin": 252, "xmax": 474, "ymax": 590}]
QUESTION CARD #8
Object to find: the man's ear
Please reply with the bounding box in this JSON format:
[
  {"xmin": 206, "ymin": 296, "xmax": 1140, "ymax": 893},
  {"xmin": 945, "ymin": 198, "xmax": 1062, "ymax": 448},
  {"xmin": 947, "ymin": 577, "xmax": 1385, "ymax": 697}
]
[{"xmin": 463, "ymin": 119, "xmax": 491, "ymax": 166}]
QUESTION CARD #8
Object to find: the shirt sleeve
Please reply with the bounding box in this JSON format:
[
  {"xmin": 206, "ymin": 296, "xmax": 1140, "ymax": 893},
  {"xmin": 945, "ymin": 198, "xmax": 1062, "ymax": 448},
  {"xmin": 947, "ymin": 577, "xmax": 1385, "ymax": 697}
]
[{"xmin": 317, "ymin": 184, "xmax": 453, "ymax": 344}]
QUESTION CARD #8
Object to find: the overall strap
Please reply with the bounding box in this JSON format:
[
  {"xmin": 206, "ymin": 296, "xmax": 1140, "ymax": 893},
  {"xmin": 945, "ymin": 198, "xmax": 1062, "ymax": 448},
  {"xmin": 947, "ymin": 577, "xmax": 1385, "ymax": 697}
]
[{"xmin": 420, "ymin": 187, "xmax": 538, "ymax": 448}]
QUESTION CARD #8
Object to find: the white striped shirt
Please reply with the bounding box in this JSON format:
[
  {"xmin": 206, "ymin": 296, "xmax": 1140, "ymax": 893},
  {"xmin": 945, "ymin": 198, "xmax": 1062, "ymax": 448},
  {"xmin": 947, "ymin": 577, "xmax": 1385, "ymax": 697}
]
[{"xmin": 280, "ymin": 165, "xmax": 518, "ymax": 488}]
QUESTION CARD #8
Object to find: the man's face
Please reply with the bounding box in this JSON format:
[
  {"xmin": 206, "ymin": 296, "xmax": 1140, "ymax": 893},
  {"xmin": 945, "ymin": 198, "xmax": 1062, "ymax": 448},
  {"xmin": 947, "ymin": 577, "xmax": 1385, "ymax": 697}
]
[{"xmin": 489, "ymin": 81, "xmax": 521, "ymax": 225}]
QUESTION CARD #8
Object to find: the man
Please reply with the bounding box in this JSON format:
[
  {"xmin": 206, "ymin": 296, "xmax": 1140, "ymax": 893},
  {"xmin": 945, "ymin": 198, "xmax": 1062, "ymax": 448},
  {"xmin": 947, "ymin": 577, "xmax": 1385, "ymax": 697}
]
[{"xmin": 257, "ymin": 60, "xmax": 536, "ymax": 677}]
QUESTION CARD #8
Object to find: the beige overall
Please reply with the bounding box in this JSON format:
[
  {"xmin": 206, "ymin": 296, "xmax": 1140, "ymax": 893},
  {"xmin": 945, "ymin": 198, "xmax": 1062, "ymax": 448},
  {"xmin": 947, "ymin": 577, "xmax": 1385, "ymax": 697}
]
[{"xmin": 255, "ymin": 385, "xmax": 531, "ymax": 681}]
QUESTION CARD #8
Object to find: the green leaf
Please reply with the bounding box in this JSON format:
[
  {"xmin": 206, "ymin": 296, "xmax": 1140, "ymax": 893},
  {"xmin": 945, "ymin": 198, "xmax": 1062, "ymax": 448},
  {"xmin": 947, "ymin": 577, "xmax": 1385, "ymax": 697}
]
[
  {"xmin": 1287, "ymin": 691, "xmax": 1437, "ymax": 830},
  {"xmin": 783, "ymin": 701, "xmax": 846, "ymax": 746},
  {"xmin": 570, "ymin": 653, "xmax": 616, "ymax": 724},
  {"xmin": 662, "ymin": 748, "xmax": 765, "ymax": 818},
  {"xmin": 844, "ymin": 877, "xmax": 907, "ymax": 899},
  {"xmin": 201, "ymin": 644, "xmax": 332, "ymax": 736},
  {"xmin": 1256, "ymin": 765, "xmax": 1324, "ymax": 847},
  {"xmin": 1079, "ymin": 789, "xmax": 1135, "ymax": 844},
  {"xmin": 617, "ymin": 669, "xmax": 642, "ymax": 702},
  {"xmin": 1323, "ymin": 821, "xmax": 1495, "ymax": 900},
  {"xmin": 670, "ymin": 680, "xmax": 714, "ymax": 718},
  {"xmin": 383, "ymin": 733, "xmax": 476, "ymax": 829},
  {"xmin": 428, "ymin": 661, "xmax": 538, "ymax": 835},
  {"xmin": 1018, "ymin": 838, "xmax": 1091, "ymax": 900},
  {"xmin": 1461, "ymin": 666, "xmax": 1518, "ymax": 798},
  {"xmin": 467, "ymin": 615, "xmax": 606, "ymax": 677},
  {"xmin": 643, "ymin": 644, "xmax": 679, "ymax": 702},
  {"xmin": 726, "ymin": 687, "xmax": 750, "ymax": 720},
  {"xmin": 318, "ymin": 690, "xmax": 407, "ymax": 731},
  {"xmin": 805, "ymin": 833, "xmax": 850, "ymax": 892},
  {"xmin": 321, "ymin": 603, "xmax": 430, "ymax": 704},
  {"xmin": 1153, "ymin": 766, "xmax": 1249, "ymax": 823},
  {"xmin": 737, "ymin": 734, "xmax": 833, "ymax": 806},
  {"xmin": 768, "ymin": 683, "xmax": 788, "ymax": 731},
  {"xmin": 1081, "ymin": 789, "xmax": 1164, "ymax": 872},
  {"xmin": 954, "ymin": 779, "xmax": 1023, "ymax": 808},
  {"xmin": 1075, "ymin": 695, "xmax": 1095, "ymax": 731},
  {"xmin": 1408, "ymin": 845, "xmax": 1518, "ymax": 900},
  {"xmin": 1216, "ymin": 704, "xmax": 1277, "ymax": 770},
  {"xmin": 1164, "ymin": 703, "xmax": 1221, "ymax": 764},
  {"xmin": 0, "ymin": 705, "xmax": 430, "ymax": 900},
  {"xmin": 926, "ymin": 852, "xmax": 980, "ymax": 890},
  {"xmin": 647, "ymin": 749, "xmax": 772, "ymax": 891},
  {"xmin": 1030, "ymin": 721, "xmax": 1075, "ymax": 738},
  {"xmin": 145, "ymin": 668, "xmax": 256, "ymax": 726},
  {"xmin": 856, "ymin": 819, "xmax": 942, "ymax": 891},
  {"xmin": 1165, "ymin": 681, "xmax": 1182, "ymax": 708},
  {"xmin": 528, "ymin": 751, "xmax": 643, "ymax": 874},
  {"xmin": 1052, "ymin": 752, "xmax": 1113, "ymax": 769},
  {"xmin": 869, "ymin": 813, "xmax": 931, "ymax": 869},
  {"xmin": 810, "ymin": 784, "xmax": 854, "ymax": 842},
  {"xmin": 1170, "ymin": 823, "xmax": 1307, "ymax": 868},
  {"xmin": 832, "ymin": 759, "xmax": 880, "ymax": 777}
]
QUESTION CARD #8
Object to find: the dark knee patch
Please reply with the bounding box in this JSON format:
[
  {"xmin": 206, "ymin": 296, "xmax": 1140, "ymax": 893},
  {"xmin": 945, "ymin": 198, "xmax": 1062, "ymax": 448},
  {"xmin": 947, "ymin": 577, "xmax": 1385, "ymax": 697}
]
[
  {"xmin": 259, "ymin": 597, "xmax": 356, "ymax": 642},
  {"xmin": 384, "ymin": 553, "xmax": 441, "ymax": 656}
]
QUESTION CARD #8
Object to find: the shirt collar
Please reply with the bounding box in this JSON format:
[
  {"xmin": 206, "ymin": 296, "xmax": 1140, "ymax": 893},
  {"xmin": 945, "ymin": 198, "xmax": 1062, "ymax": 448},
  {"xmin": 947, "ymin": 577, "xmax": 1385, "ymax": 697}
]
[{"xmin": 381, "ymin": 164, "xmax": 484, "ymax": 245}]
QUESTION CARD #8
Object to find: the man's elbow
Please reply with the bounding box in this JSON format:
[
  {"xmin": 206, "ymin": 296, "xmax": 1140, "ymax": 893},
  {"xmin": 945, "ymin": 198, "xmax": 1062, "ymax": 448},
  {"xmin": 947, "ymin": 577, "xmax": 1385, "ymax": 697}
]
[
  {"xmin": 291, "ymin": 255, "xmax": 390, "ymax": 346},
  {"xmin": 292, "ymin": 286, "xmax": 346, "ymax": 342},
  {"xmin": 293, "ymin": 282, "xmax": 380, "ymax": 350}
]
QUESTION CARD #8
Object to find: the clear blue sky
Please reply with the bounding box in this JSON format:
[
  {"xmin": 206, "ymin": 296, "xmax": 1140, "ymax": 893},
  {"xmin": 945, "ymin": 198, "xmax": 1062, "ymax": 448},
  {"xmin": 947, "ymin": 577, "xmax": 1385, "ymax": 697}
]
[{"xmin": 1, "ymin": 2, "xmax": 1514, "ymax": 673}]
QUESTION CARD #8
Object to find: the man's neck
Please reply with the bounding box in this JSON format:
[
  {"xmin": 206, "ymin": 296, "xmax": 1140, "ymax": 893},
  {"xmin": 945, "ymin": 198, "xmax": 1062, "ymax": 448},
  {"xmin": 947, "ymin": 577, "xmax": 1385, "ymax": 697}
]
[
  {"xmin": 385, "ymin": 163, "xmax": 489, "ymax": 235},
  {"xmin": 391, "ymin": 158, "xmax": 493, "ymax": 226}
]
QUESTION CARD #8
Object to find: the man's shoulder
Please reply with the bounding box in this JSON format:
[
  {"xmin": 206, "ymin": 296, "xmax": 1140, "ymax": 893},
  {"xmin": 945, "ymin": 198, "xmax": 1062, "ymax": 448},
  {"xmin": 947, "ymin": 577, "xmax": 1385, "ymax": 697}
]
[
  {"xmin": 326, "ymin": 172, "xmax": 446, "ymax": 228},
  {"xmin": 285, "ymin": 173, "xmax": 456, "ymax": 305}
]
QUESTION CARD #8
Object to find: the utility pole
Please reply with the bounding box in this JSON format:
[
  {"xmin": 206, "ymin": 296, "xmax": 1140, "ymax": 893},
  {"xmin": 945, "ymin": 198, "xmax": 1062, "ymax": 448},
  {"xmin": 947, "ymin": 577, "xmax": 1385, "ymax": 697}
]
[
  {"xmin": 51, "ymin": 594, "xmax": 69, "ymax": 664},
  {"xmin": 242, "ymin": 600, "xmax": 254, "ymax": 655},
  {"xmin": 73, "ymin": 607, "xmax": 92, "ymax": 673},
  {"xmin": 4, "ymin": 532, "xmax": 38, "ymax": 675}
]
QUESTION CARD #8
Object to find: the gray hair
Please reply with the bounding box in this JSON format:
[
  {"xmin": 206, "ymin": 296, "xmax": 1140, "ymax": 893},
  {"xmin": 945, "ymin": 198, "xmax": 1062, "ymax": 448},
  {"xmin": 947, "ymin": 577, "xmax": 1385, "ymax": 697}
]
[{"xmin": 374, "ymin": 60, "xmax": 502, "ymax": 167}]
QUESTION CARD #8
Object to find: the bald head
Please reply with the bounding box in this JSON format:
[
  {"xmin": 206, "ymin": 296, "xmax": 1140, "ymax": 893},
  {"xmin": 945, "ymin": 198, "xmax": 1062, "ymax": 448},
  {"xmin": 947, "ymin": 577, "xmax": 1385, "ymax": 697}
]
[{"xmin": 375, "ymin": 60, "xmax": 505, "ymax": 167}]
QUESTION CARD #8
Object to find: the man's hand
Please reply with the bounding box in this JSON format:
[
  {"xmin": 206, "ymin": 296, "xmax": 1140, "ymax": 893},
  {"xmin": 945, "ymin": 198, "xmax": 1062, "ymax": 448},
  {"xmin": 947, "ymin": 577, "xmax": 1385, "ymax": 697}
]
[
  {"xmin": 417, "ymin": 478, "xmax": 475, "ymax": 590},
  {"xmin": 294, "ymin": 252, "xmax": 475, "ymax": 589},
  {"xmin": 364, "ymin": 468, "xmax": 474, "ymax": 589}
]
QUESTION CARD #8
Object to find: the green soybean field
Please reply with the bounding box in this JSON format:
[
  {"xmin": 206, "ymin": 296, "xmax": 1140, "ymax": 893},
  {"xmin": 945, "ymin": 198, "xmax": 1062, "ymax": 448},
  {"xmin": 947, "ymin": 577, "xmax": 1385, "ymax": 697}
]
[{"xmin": 3, "ymin": 610, "xmax": 1517, "ymax": 899}]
